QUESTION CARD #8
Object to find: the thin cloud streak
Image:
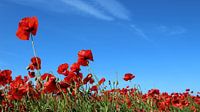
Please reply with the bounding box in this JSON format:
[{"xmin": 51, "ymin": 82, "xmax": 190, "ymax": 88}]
[
  {"xmin": 6, "ymin": 0, "xmax": 130, "ymax": 21},
  {"xmin": 130, "ymin": 24, "xmax": 150, "ymax": 41},
  {"xmin": 157, "ymin": 25, "xmax": 187, "ymax": 35},
  {"xmin": 59, "ymin": 0, "xmax": 114, "ymax": 21},
  {"xmin": 169, "ymin": 27, "xmax": 186, "ymax": 35},
  {"xmin": 95, "ymin": 0, "xmax": 130, "ymax": 20}
]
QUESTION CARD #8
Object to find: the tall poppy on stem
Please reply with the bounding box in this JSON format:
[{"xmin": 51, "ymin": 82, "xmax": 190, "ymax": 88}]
[{"xmin": 16, "ymin": 16, "xmax": 40, "ymax": 75}]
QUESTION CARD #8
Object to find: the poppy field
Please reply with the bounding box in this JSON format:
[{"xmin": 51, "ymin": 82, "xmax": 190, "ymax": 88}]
[{"xmin": 0, "ymin": 16, "xmax": 200, "ymax": 112}]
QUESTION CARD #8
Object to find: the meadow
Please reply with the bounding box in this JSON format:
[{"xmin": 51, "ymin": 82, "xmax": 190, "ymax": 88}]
[{"xmin": 0, "ymin": 16, "xmax": 199, "ymax": 112}]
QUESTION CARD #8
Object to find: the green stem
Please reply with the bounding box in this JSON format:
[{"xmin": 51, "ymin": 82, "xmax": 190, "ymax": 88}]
[
  {"xmin": 30, "ymin": 34, "xmax": 41, "ymax": 76},
  {"xmin": 31, "ymin": 35, "xmax": 37, "ymax": 59}
]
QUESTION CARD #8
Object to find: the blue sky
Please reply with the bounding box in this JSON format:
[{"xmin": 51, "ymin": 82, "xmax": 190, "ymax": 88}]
[{"xmin": 0, "ymin": 0, "xmax": 200, "ymax": 93}]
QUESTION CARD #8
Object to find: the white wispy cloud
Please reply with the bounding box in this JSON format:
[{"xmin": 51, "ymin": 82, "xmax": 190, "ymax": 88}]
[
  {"xmin": 95, "ymin": 0, "xmax": 130, "ymax": 20},
  {"xmin": 169, "ymin": 27, "xmax": 186, "ymax": 35},
  {"xmin": 6, "ymin": 0, "xmax": 130, "ymax": 21},
  {"xmin": 157, "ymin": 25, "xmax": 187, "ymax": 35},
  {"xmin": 6, "ymin": 0, "xmax": 152, "ymax": 41},
  {"xmin": 130, "ymin": 24, "xmax": 150, "ymax": 41},
  {"xmin": 60, "ymin": 0, "xmax": 113, "ymax": 21}
]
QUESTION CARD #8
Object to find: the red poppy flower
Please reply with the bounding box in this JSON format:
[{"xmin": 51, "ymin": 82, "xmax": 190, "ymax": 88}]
[
  {"xmin": 190, "ymin": 106, "xmax": 197, "ymax": 112},
  {"xmin": 148, "ymin": 89, "xmax": 160, "ymax": 97},
  {"xmin": 123, "ymin": 73, "xmax": 135, "ymax": 81},
  {"xmin": 77, "ymin": 50, "xmax": 93, "ymax": 66},
  {"xmin": 74, "ymin": 72, "xmax": 83, "ymax": 83},
  {"xmin": 16, "ymin": 16, "xmax": 38, "ymax": 40},
  {"xmin": 158, "ymin": 101, "xmax": 169, "ymax": 111},
  {"xmin": 23, "ymin": 76, "xmax": 29, "ymax": 82},
  {"xmin": 90, "ymin": 85, "xmax": 98, "ymax": 92},
  {"xmin": 43, "ymin": 77, "xmax": 57, "ymax": 93},
  {"xmin": 77, "ymin": 57, "xmax": 89, "ymax": 66},
  {"xmin": 64, "ymin": 72, "xmax": 76, "ymax": 84},
  {"xmin": 9, "ymin": 76, "xmax": 24, "ymax": 88},
  {"xmin": 83, "ymin": 74, "xmax": 93, "ymax": 84},
  {"xmin": 59, "ymin": 81, "xmax": 70, "ymax": 89},
  {"xmin": 31, "ymin": 57, "xmax": 41, "ymax": 70},
  {"xmin": 78, "ymin": 50, "xmax": 93, "ymax": 61},
  {"xmin": 186, "ymin": 89, "xmax": 190, "ymax": 91},
  {"xmin": 7, "ymin": 75, "xmax": 30, "ymax": 100},
  {"xmin": 28, "ymin": 71, "xmax": 35, "ymax": 78},
  {"xmin": 57, "ymin": 63, "xmax": 69, "ymax": 76},
  {"xmin": 41, "ymin": 73, "xmax": 55, "ymax": 81},
  {"xmin": 70, "ymin": 63, "xmax": 80, "ymax": 73},
  {"xmin": 27, "ymin": 57, "xmax": 41, "ymax": 70},
  {"xmin": 98, "ymin": 78, "xmax": 105, "ymax": 85},
  {"xmin": 171, "ymin": 98, "xmax": 182, "ymax": 108},
  {"xmin": 89, "ymin": 78, "xmax": 95, "ymax": 84},
  {"xmin": 58, "ymin": 81, "xmax": 70, "ymax": 93},
  {"xmin": 126, "ymin": 97, "xmax": 132, "ymax": 108},
  {"xmin": 0, "ymin": 70, "xmax": 12, "ymax": 86}
]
